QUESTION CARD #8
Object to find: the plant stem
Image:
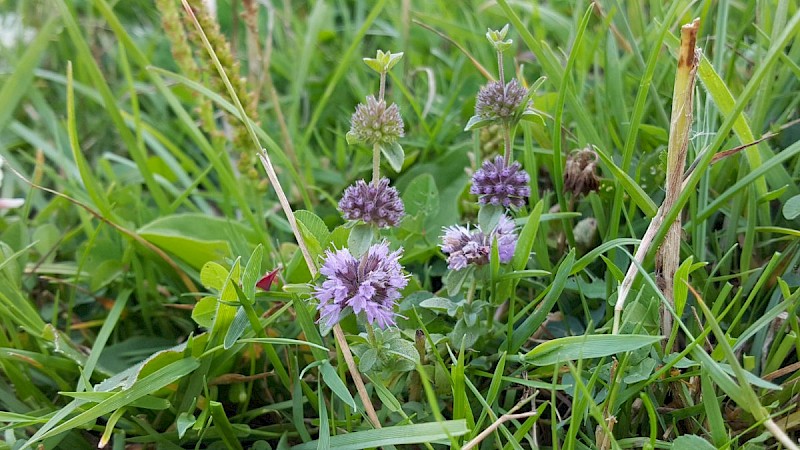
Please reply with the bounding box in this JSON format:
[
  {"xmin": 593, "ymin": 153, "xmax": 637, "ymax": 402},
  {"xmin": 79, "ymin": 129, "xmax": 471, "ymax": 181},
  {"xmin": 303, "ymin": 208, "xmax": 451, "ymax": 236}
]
[
  {"xmin": 365, "ymin": 321, "xmax": 377, "ymax": 346},
  {"xmin": 466, "ymin": 277, "xmax": 477, "ymax": 304},
  {"xmin": 497, "ymin": 50, "xmax": 505, "ymax": 85},
  {"xmin": 613, "ymin": 19, "xmax": 700, "ymax": 338},
  {"xmin": 334, "ymin": 325, "xmax": 382, "ymax": 428},
  {"xmin": 503, "ymin": 123, "xmax": 512, "ymax": 166},
  {"xmin": 378, "ymin": 70, "xmax": 386, "ymax": 102},
  {"xmin": 656, "ymin": 18, "xmax": 699, "ymax": 350},
  {"xmin": 372, "ymin": 142, "xmax": 380, "ymax": 184}
]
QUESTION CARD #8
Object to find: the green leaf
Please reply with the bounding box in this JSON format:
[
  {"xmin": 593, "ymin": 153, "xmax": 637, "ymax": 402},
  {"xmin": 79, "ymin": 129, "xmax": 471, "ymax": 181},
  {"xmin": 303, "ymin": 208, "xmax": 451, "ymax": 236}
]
[
  {"xmin": 191, "ymin": 296, "xmax": 217, "ymax": 329},
  {"xmin": 0, "ymin": 17, "xmax": 59, "ymax": 135},
  {"xmin": 380, "ymin": 141, "xmax": 405, "ymax": 172},
  {"xmin": 289, "ymin": 420, "xmax": 469, "ymax": 450},
  {"xmin": 138, "ymin": 214, "xmax": 258, "ymax": 269},
  {"xmin": 58, "ymin": 392, "xmax": 170, "ymax": 410},
  {"xmin": 384, "ymin": 51, "xmax": 404, "ymax": 71},
  {"xmin": 200, "ymin": 261, "xmax": 229, "ymax": 291},
  {"xmin": 317, "ymin": 380, "xmax": 330, "ymax": 450},
  {"xmin": 783, "ymin": 194, "xmax": 800, "ymax": 220},
  {"xmin": 386, "ymin": 338, "xmax": 419, "ymax": 363},
  {"xmin": 622, "ymin": 357, "xmax": 657, "ymax": 384},
  {"xmin": 478, "ymin": 204, "xmax": 504, "ymax": 233},
  {"xmin": 671, "ymin": 435, "xmax": 716, "ymax": 450},
  {"xmin": 176, "ymin": 412, "xmax": 196, "ymax": 439},
  {"xmin": 220, "ymin": 258, "xmax": 242, "ymax": 303},
  {"xmin": 365, "ymin": 375, "xmax": 403, "ymax": 412},
  {"xmin": 419, "ymin": 297, "xmax": 458, "ymax": 315},
  {"xmin": 674, "ymin": 257, "xmax": 706, "ymax": 317},
  {"xmin": 507, "ymin": 251, "xmax": 575, "ymax": 353},
  {"xmin": 29, "ymin": 358, "xmax": 200, "ymax": 443},
  {"xmin": 444, "ymin": 266, "xmax": 472, "ymax": 297},
  {"xmin": 223, "ymin": 307, "xmax": 249, "ymax": 349},
  {"xmin": 209, "ymin": 401, "xmax": 244, "ymax": 450},
  {"xmin": 512, "ymin": 200, "xmax": 543, "ymax": 270},
  {"xmin": 242, "ymin": 245, "xmax": 263, "ymax": 303},
  {"xmin": 319, "ymin": 361, "xmax": 357, "ymax": 411},
  {"xmin": 358, "ymin": 348, "xmax": 378, "ymax": 372},
  {"xmin": 524, "ymin": 334, "xmax": 663, "ymax": 366},
  {"xmin": 593, "ymin": 146, "xmax": 658, "ymax": 217},
  {"xmin": 348, "ymin": 224, "xmax": 374, "ymax": 258},
  {"xmin": 464, "ymin": 115, "xmax": 495, "ymax": 131},
  {"xmin": 328, "ymin": 225, "xmax": 350, "ymax": 249},
  {"xmin": 402, "ymin": 173, "xmax": 439, "ymax": 218},
  {"xmin": 363, "ymin": 58, "xmax": 384, "ymax": 74},
  {"xmin": 295, "ymin": 210, "xmax": 331, "ymax": 249}
]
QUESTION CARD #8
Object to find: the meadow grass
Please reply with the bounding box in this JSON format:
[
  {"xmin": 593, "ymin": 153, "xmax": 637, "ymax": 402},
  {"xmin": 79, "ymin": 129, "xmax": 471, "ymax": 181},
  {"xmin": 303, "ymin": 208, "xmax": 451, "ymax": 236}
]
[{"xmin": 1, "ymin": 0, "xmax": 799, "ymax": 449}]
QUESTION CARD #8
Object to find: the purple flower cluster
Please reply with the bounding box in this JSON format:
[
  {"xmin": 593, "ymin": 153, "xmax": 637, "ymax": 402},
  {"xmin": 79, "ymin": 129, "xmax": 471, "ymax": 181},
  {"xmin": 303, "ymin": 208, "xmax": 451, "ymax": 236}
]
[
  {"xmin": 475, "ymin": 79, "xmax": 527, "ymax": 122},
  {"xmin": 471, "ymin": 156, "xmax": 530, "ymax": 208},
  {"xmin": 314, "ymin": 242, "xmax": 408, "ymax": 329},
  {"xmin": 440, "ymin": 215, "xmax": 518, "ymax": 270},
  {"xmin": 339, "ymin": 178, "xmax": 405, "ymax": 228}
]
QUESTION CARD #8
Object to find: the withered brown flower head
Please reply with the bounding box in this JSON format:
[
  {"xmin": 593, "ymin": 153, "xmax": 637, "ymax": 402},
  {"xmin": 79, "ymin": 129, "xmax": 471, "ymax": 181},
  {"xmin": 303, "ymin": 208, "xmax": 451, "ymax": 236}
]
[{"xmin": 564, "ymin": 147, "xmax": 600, "ymax": 197}]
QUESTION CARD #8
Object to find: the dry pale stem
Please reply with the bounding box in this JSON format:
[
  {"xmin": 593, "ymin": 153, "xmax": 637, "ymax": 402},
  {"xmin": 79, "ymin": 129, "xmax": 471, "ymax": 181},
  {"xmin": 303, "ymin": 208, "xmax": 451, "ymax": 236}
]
[
  {"xmin": 613, "ymin": 19, "xmax": 700, "ymax": 337},
  {"xmin": 333, "ymin": 325, "xmax": 382, "ymax": 428},
  {"xmin": 462, "ymin": 395, "xmax": 536, "ymax": 450},
  {"xmin": 656, "ymin": 18, "xmax": 700, "ymax": 347}
]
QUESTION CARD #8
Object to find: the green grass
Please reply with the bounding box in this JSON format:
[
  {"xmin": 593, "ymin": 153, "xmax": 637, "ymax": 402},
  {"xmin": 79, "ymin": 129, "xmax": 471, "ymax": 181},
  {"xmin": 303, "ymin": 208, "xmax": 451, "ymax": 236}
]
[{"xmin": 1, "ymin": 0, "xmax": 800, "ymax": 449}]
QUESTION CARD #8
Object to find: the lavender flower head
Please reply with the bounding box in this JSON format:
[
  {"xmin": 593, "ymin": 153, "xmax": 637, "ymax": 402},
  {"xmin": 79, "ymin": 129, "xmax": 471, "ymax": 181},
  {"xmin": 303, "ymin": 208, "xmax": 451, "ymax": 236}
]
[
  {"xmin": 348, "ymin": 95, "xmax": 404, "ymax": 146},
  {"xmin": 475, "ymin": 79, "xmax": 527, "ymax": 122},
  {"xmin": 440, "ymin": 215, "xmax": 518, "ymax": 270},
  {"xmin": 314, "ymin": 242, "xmax": 408, "ymax": 329},
  {"xmin": 471, "ymin": 156, "xmax": 531, "ymax": 208},
  {"xmin": 339, "ymin": 178, "xmax": 404, "ymax": 228}
]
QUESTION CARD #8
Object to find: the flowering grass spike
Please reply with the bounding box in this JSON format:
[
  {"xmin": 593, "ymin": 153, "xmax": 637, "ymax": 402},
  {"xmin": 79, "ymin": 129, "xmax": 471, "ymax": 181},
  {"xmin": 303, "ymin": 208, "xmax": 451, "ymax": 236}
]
[
  {"xmin": 314, "ymin": 242, "xmax": 408, "ymax": 329},
  {"xmin": 440, "ymin": 215, "xmax": 518, "ymax": 270}
]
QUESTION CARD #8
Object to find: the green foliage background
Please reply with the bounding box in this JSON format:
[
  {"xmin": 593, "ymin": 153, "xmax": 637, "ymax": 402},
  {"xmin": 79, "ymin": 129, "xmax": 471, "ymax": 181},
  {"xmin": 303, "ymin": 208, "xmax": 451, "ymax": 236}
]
[{"xmin": 1, "ymin": 0, "xmax": 799, "ymax": 449}]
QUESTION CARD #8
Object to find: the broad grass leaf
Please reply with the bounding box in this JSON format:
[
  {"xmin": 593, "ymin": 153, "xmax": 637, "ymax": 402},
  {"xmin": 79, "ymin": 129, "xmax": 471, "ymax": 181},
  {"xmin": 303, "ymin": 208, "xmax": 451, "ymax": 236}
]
[
  {"xmin": 138, "ymin": 214, "xmax": 259, "ymax": 269},
  {"xmin": 289, "ymin": 420, "xmax": 469, "ymax": 450},
  {"xmin": 512, "ymin": 200, "xmax": 544, "ymax": 270},
  {"xmin": 319, "ymin": 360, "xmax": 357, "ymax": 411},
  {"xmin": 524, "ymin": 334, "xmax": 663, "ymax": 366},
  {"xmin": 507, "ymin": 250, "xmax": 575, "ymax": 353},
  {"xmin": 30, "ymin": 357, "xmax": 199, "ymax": 443}
]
